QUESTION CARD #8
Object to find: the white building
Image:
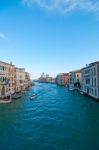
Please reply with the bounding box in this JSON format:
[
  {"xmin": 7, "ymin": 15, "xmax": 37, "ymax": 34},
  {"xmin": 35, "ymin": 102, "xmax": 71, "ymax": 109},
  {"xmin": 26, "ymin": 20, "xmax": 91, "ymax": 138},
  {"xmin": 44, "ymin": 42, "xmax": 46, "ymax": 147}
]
[{"xmin": 81, "ymin": 62, "xmax": 99, "ymax": 100}]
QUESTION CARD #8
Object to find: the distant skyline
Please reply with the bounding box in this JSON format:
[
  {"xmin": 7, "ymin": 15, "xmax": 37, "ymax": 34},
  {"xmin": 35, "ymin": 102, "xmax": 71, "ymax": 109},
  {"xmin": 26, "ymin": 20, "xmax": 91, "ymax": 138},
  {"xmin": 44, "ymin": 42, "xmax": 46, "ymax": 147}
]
[{"xmin": 0, "ymin": 0, "xmax": 99, "ymax": 79}]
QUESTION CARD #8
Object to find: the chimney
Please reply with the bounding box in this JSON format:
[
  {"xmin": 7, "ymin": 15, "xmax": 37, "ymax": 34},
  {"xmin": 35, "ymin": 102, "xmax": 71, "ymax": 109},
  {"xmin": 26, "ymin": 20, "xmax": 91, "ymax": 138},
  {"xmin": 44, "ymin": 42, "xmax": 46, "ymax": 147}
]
[
  {"xmin": 86, "ymin": 64, "xmax": 89, "ymax": 67},
  {"xmin": 10, "ymin": 62, "xmax": 13, "ymax": 65}
]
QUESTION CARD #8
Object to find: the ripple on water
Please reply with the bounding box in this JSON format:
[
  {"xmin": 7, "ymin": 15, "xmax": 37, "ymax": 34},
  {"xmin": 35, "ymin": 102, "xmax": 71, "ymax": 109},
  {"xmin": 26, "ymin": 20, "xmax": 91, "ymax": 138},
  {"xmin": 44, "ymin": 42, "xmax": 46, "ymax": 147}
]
[{"xmin": 0, "ymin": 83, "xmax": 99, "ymax": 150}]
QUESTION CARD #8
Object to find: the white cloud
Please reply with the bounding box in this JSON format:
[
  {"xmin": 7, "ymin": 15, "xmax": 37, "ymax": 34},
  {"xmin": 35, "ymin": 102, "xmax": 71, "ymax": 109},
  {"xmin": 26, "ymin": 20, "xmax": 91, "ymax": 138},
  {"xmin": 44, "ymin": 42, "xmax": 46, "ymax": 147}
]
[
  {"xmin": 0, "ymin": 33, "xmax": 8, "ymax": 40},
  {"xmin": 22, "ymin": 0, "xmax": 99, "ymax": 15}
]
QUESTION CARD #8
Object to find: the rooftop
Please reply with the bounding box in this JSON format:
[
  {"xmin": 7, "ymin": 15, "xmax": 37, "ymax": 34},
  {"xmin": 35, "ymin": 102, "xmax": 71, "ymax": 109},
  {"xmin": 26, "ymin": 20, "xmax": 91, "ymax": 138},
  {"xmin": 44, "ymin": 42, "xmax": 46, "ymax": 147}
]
[
  {"xmin": 82, "ymin": 61, "xmax": 99, "ymax": 70},
  {"xmin": 0, "ymin": 61, "xmax": 14, "ymax": 66}
]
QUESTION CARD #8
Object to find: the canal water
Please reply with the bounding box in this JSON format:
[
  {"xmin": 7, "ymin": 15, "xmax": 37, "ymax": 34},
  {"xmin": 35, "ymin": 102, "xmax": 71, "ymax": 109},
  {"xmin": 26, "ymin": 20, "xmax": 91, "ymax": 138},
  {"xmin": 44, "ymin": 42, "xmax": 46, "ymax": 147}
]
[{"xmin": 0, "ymin": 83, "xmax": 99, "ymax": 150}]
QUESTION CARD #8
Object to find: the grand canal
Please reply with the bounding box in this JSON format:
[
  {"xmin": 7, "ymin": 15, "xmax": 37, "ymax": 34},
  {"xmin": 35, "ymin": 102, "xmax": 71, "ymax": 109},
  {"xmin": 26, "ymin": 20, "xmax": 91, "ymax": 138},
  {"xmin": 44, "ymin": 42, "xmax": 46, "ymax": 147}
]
[{"xmin": 0, "ymin": 83, "xmax": 99, "ymax": 150}]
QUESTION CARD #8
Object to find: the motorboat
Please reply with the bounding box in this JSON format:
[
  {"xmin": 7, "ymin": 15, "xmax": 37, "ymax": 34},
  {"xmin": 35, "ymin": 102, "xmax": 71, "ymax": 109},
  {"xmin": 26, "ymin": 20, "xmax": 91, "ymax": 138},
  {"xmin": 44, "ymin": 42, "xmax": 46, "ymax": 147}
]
[
  {"xmin": 69, "ymin": 87, "xmax": 74, "ymax": 91},
  {"xmin": 80, "ymin": 91, "xmax": 83, "ymax": 95},
  {"xmin": 12, "ymin": 93, "xmax": 22, "ymax": 99},
  {"xmin": 30, "ymin": 93, "xmax": 38, "ymax": 100}
]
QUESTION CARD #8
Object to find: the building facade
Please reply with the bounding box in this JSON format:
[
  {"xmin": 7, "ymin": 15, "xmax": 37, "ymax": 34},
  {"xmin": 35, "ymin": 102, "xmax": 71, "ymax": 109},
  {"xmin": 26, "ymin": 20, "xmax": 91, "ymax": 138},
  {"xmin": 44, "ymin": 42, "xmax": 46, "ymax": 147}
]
[
  {"xmin": 0, "ymin": 61, "xmax": 31, "ymax": 98},
  {"xmin": 0, "ymin": 61, "xmax": 14, "ymax": 97},
  {"xmin": 81, "ymin": 62, "xmax": 99, "ymax": 99},
  {"xmin": 14, "ymin": 68, "xmax": 25, "ymax": 92},
  {"xmin": 69, "ymin": 70, "xmax": 81, "ymax": 89},
  {"xmin": 56, "ymin": 73, "xmax": 69, "ymax": 86},
  {"xmin": 25, "ymin": 72, "xmax": 31, "ymax": 89},
  {"xmin": 38, "ymin": 73, "xmax": 55, "ymax": 83}
]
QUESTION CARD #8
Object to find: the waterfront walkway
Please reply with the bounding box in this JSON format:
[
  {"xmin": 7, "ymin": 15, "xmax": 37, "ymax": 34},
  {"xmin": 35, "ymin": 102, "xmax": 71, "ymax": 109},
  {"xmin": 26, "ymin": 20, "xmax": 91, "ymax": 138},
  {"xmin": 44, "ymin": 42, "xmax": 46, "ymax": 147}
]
[{"xmin": 0, "ymin": 99, "xmax": 12, "ymax": 104}]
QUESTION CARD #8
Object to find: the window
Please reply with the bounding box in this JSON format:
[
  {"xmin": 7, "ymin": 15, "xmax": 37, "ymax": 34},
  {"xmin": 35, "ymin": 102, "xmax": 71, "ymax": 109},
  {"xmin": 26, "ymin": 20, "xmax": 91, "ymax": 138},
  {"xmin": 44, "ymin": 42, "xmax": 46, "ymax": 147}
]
[
  {"xmin": 92, "ymin": 78, "xmax": 93, "ymax": 86},
  {"xmin": 3, "ymin": 77, "xmax": 5, "ymax": 82},
  {"xmin": 86, "ymin": 79, "xmax": 90, "ymax": 84},
  {"xmin": 3, "ymin": 66, "xmax": 5, "ymax": 71},
  {"xmin": 91, "ymin": 69, "xmax": 93, "ymax": 75},
  {"xmin": 95, "ymin": 89, "xmax": 97, "ymax": 96},
  {"xmin": 85, "ymin": 69, "xmax": 90, "ymax": 74},
  {"xmin": 92, "ymin": 88, "xmax": 93, "ymax": 95},
  {"xmin": 90, "ymin": 88, "xmax": 91, "ymax": 94},
  {"xmin": 77, "ymin": 74, "xmax": 79, "ymax": 77},
  {"xmin": 95, "ymin": 78, "xmax": 96, "ymax": 86},
  {"xmin": 94, "ymin": 68, "xmax": 96, "ymax": 75}
]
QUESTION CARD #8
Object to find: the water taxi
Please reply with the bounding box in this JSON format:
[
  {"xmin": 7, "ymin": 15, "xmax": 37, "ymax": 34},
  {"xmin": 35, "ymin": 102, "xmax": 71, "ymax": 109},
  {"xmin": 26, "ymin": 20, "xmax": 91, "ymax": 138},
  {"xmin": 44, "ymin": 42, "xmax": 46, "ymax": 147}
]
[{"xmin": 30, "ymin": 93, "xmax": 38, "ymax": 100}]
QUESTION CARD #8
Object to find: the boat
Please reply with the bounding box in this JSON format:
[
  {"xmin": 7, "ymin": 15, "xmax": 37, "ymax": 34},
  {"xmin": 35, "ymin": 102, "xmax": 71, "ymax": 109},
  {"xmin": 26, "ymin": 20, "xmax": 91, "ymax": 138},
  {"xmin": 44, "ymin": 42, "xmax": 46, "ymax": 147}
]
[
  {"xmin": 69, "ymin": 87, "xmax": 74, "ymax": 91},
  {"xmin": 80, "ymin": 91, "xmax": 83, "ymax": 95},
  {"xmin": 30, "ymin": 93, "xmax": 38, "ymax": 100},
  {"xmin": 22, "ymin": 90, "xmax": 27, "ymax": 95},
  {"xmin": 12, "ymin": 93, "xmax": 22, "ymax": 99},
  {"xmin": 79, "ymin": 90, "xmax": 83, "ymax": 95}
]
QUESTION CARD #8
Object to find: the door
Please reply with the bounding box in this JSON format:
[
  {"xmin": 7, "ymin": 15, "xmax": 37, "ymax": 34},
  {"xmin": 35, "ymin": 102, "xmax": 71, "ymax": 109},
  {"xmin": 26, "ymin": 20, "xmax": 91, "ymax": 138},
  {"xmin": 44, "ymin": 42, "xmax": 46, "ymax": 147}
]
[{"xmin": 1, "ymin": 86, "xmax": 5, "ymax": 96}]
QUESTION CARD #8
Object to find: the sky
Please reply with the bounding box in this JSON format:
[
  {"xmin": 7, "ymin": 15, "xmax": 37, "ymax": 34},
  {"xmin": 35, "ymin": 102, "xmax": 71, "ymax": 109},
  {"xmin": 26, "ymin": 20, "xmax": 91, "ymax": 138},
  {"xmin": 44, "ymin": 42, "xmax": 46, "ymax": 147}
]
[{"xmin": 0, "ymin": 0, "xmax": 99, "ymax": 79}]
